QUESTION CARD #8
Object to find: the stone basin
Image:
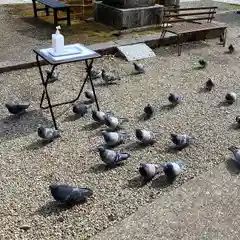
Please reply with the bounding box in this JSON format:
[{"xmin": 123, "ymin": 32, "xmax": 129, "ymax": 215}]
[{"xmin": 102, "ymin": 0, "xmax": 155, "ymax": 8}]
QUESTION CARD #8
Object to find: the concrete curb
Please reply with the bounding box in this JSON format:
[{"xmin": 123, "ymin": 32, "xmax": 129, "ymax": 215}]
[{"xmin": 0, "ymin": 26, "xmax": 224, "ymax": 74}]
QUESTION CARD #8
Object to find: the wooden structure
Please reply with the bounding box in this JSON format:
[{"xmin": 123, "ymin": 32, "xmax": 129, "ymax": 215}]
[
  {"xmin": 160, "ymin": 6, "xmax": 227, "ymax": 56},
  {"xmin": 32, "ymin": 0, "xmax": 71, "ymax": 25},
  {"xmin": 65, "ymin": 0, "xmax": 93, "ymax": 20}
]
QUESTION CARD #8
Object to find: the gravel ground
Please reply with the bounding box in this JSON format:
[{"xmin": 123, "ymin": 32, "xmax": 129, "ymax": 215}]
[{"xmin": 1, "ymin": 18, "xmax": 240, "ymax": 240}]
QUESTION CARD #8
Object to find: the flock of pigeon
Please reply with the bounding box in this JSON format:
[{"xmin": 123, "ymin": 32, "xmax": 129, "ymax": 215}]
[{"xmin": 4, "ymin": 43, "xmax": 240, "ymax": 206}]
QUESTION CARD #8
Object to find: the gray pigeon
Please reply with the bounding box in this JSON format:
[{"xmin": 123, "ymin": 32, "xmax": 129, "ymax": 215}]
[
  {"xmin": 5, "ymin": 102, "xmax": 30, "ymax": 115},
  {"xmin": 205, "ymin": 78, "xmax": 214, "ymax": 91},
  {"xmin": 72, "ymin": 103, "xmax": 90, "ymax": 116},
  {"xmin": 236, "ymin": 116, "xmax": 240, "ymax": 125},
  {"xmin": 98, "ymin": 146, "xmax": 130, "ymax": 166},
  {"xmin": 50, "ymin": 184, "xmax": 93, "ymax": 204},
  {"xmin": 170, "ymin": 133, "xmax": 192, "ymax": 148},
  {"xmin": 45, "ymin": 70, "xmax": 60, "ymax": 84},
  {"xmin": 143, "ymin": 104, "xmax": 154, "ymax": 119},
  {"xmin": 225, "ymin": 92, "xmax": 236, "ymax": 104},
  {"xmin": 228, "ymin": 44, "xmax": 234, "ymax": 54},
  {"xmin": 90, "ymin": 69, "xmax": 102, "ymax": 80},
  {"xmin": 199, "ymin": 59, "xmax": 207, "ymax": 68},
  {"xmin": 102, "ymin": 131, "xmax": 128, "ymax": 147},
  {"xmin": 139, "ymin": 163, "xmax": 162, "ymax": 181},
  {"xmin": 104, "ymin": 115, "xmax": 128, "ymax": 130},
  {"xmin": 163, "ymin": 160, "xmax": 185, "ymax": 183},
  {"xmin": 168, "ymin": 93, "xmax": 183, "ymax": 105},
  {"xmin": 101, "ymin": 69, "xmax": 120, "ymax": 84},
  {"xmin": 135, "ymin": 129, "xmax": 156, "ymax": 145},
  {"xmin": 92, "ymin": 110, "xmax": 107, "ymax": 123},
  {"xmin": 84, "ymin": 90, "xmax": 95, "ymax": 102},
  {"xmin": 37, "ymin": 126, "xmax": 60, "ymax": 141},
  {"xmin": 228, "ymin": 146, "xmax": 240, "ymax": 165},
  {"xmin": 133, "ymin": 62, "xmax": 145, "ymax": 74}
]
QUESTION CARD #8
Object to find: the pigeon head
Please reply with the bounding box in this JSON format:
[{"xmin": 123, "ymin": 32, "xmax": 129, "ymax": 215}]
[
  {"xmin": 236, "ymin": 116, "xmax": 240, "ymax": 123},
  {"xmin": 49, "ymin": 184, "xmax": 59, "ymax": 191},
  {"xmin": 170, "ymin": 133, "xmax": 178, "ymax": 143},
  {"xmin": 139, "ymin": 164, "xmax": 148, "ymax": 177},
  {"xmin": 228, "ymin": 146, "xmax": 239, "ymax": 153},
  {"xmin": 72, "ymin": 104, "xmax": 78, "ymax": 114},
  {"xmin": 144, "ymin": 104, "xmax": 153, "ymax": 115},
  {"xmin": 101, "ymin": 69, "xmax": 106, "ymax": 77},
  {"xmin": 104, "ymin": 115, "xmax": 111, "ymax": 127},
  {"xmin": 37, "ymin": 126, "xmax": 45, "ymax": 136},
  {"xmin": 163, "ymin": 163, "xmax": 176, "ymax": 183},
  {"xmin": 135, "ymin": 129, "xmax": 143, "ymax": 140},
  {"xmin": 98, "ymin": 146, "xmax": 105, "ymax": 154}
]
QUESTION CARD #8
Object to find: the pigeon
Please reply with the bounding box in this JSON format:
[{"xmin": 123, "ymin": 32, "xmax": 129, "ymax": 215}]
[
  {"xmin": 92, "ymin": 110, "xmax": 107, "ymax": 123},
  {"xmin": 133, "ymin": 62, "xmax": 145, "ymax": 74},
  {"xmin": 102, "ymin": 131, "xmax": 128, "ymax": 147},
  {"xmin": 228, "ymin": 146, "xmax": 240, "ymax": 165},
  {"xmin": 228, "ymin": 44, "xmax": 234, "ymax": 54},
  {"xmin": 170, "ymin": 133, "xmax": 192, "ymax": 148},
  {"xmin": 220, "ymin": 34, "xmax": 224, "ymax": 44},
  {"xmin": 135, "ymin": 129, "xmax": 156, "ymax": 145},
  {"xmin": 98, "ymin": 146, "xmax": 130, "ymax": 166},
  {"xmin": 205, "ymin": 78, "xmax": 215, "ymax": 91},
  {"xmin": 143, "ymin": 104, "xmax": 154, "ymax": 119},
  {"xmin": 90, "ymin": 69, "xmax": 102, "ymax": 80},
  {"xmin": 163, "ymin": 160, "xmax": 185, "ymax": 183},
  {"xmin": 139, "ymin": 163, "xmax": 162, "ymax": 181},
  {"xmin": 104, "ymin": 115, "xmax": 128, "ymax": 130},
  {"xmin": 5, "ymin": 102, "xmax": 30, "ymax": 115},
  {"xmin": 101, "ymin": 69, "xmax": 120, "ymax": 84},
  {"xmin": 225, "ymin": 92, "xmax": 237, "ymax": 104},
  {"xmin": 236, "ymin": 116, "xmax": 240, "ymax": 125},
  {"xmin": 199, "ymin": 59, "xmax": 207, "ymax": 68},
  {"xmin": 50, "ymin": 184, "xmax": 93, "ymax": 205},
  {"xmin": 84, "ymin": 90, "xmax": 95, "ymax": 102},
  {"xmin": 45, "ymin": 70, "xmax": 60, "ymax": 84},
  {"xmin": 168, "ymin": 93, "xmax": 183, "ymax": 105},
  {"xmin": 37, "ymin": 126, "xmax": 60, "ymax": 141},
  {"xmin": 72, "ymin": 103, "xmax": 90, "ymax": 116}
]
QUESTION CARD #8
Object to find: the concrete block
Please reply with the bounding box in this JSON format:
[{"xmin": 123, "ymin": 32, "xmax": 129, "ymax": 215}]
[{"xmin": 94, "ymin": 2, "xmax": 164, "ymax": 30}]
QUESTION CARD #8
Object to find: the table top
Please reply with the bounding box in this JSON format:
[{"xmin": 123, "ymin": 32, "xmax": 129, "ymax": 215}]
[{"xmin": 33, "ymin": 44, "xmax": 101, "ymax": 65}]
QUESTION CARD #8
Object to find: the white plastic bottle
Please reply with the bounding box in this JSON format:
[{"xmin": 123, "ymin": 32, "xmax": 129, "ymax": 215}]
[{"xmin": 52, "ymin": 26, "xmax": 64, "ymax": 55}]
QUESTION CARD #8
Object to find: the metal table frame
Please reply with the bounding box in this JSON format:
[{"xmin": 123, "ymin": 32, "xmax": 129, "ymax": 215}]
[{"xmin": 33, "ymin": 46, "xmax": 101, "ymax": 130}]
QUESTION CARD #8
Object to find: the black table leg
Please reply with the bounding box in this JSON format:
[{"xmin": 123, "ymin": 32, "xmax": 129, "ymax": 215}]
[
  {"xmin": 32, "ymin": 0, "xmax": 38, "ymax": 17},
  {"xmin": 54, "ymin": 9, "xmax": 58, "ymax": 26},
  {"xmin": 85, "ymin": 59, "xmax": 100, "ymax": 111},
  {"xmin": 36, "ymin": 54, "xmax": 58, "ymax": 130}
]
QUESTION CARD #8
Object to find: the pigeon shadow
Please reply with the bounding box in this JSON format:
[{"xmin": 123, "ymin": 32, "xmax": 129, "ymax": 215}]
[
  {"xmin": 165, "ymin": 145, "xmax": 186, "ymax": 153},
  {"xmin": 124, "ymin": 142, "xmax": 150, "ymax": 151},
  {"xmin": 89, "ymin": 163, "xmax": 124, "ymax": 173},
  {"xmin": 94, "ymin": 82, "xmax": 120, "ymax": 87},
  {"xmin": 224, "ymin": 51, "xmax": 233, "ymax": 55},
  {"xmin": 138, "ymin": 113, "xmax": 153, "ymax": 122},
  {"xmin": 82, "ymin": 122, "xmax": 103, "ymax": 131},
  {"xmin": 198, "ymin": 87, "xmax": 211, "ymax": 93},
  {"xmin": 151, "ymin": 175, "xmax": 170, "ymax": 189},
  {"xmin": 83, "ymin": 100, "xmax": 94, "ymax": 105},
  {"xmin": 216, "ymin": 101, "xmax": 232, "ymax": 108},
  {"xmin": 25, "ymin": 139, "xmax": 54, "ymax": 151},
  {"xmin": 228, "ymin": 123, "xmax": 240, "ymax": 131},
  {"xmin": 127, "ymin": 175, "xmax": 147, "ymax": 189},
  {"xmin": 193, "ymin": 66, "xmax": 205, "ymax": 70},
  {"xmin": 0, "ymin": 109, "xmax": 52, "ymax": 141},
  {"xmin": 63, "ymin": 114, "xmax": 82, "ymax": 123},
  {"xmin": 160, "ymin": 104, "xmax": 177, "ymax": 112},
  {"xmin": 225, "ymin": 158, "xmax": 240, "ymax": 175},
  {"xmin": 36, "ymin": 200, "xmax": 86, "ymax": 217}
]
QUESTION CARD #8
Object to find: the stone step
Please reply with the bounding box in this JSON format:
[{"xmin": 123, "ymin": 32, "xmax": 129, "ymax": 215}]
[{"xmin": 92, "ymin": 161, "xmax": 240, "ymax": 240}]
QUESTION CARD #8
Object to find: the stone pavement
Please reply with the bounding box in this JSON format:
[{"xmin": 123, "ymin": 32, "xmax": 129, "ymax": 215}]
[{"xmin": 92, "ymin": 161, "xmax": 240, "ymax": 240}]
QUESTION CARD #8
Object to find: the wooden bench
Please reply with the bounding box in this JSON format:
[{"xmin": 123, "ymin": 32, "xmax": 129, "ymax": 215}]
[
  {"xmin": 160, "ymin": 6, "xmax": 227, "ymax": 56},
  {"xmin": 32, "ymin": 0, "xmax": 71, "ymax": 26}
]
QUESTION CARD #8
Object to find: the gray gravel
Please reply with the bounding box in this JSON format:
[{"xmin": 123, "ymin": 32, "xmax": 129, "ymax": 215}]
[{"xmin": 1, "ymin": 19, "xmax": 240, "ymax": 240}]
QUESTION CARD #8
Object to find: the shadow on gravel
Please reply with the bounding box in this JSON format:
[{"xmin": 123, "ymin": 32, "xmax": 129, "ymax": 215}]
[
  {"xmin": 36, "ymin": 200, "xmax": 86, "ymax": 217},
  {"xmin": 127, "ymin": 176, "xmax": 147, "ymax": 189},
  {"xmin": 124, "ymin": 142, "xmax": 151, "ymax": 151},
  {"xmin": 88, "ymin": 163, "xmax": 124, "ymax": 174},
  {"xmin": 0, "ymin": 109, "xmax": 52, "ymax": 141},
  {"xmin": 228, "ymin": 123, "xmax": 240, "ymax": 130},
  {"xmin": 25, "ymin": 139, "xmax": 54, "ymax": 150},
  {"xmin": 225, "ymin": 158, "xmax": 240, "ymax": 175},
  {"xmin": 151, "ymin": 175, "xmax": 170, "ymax": 189}
]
